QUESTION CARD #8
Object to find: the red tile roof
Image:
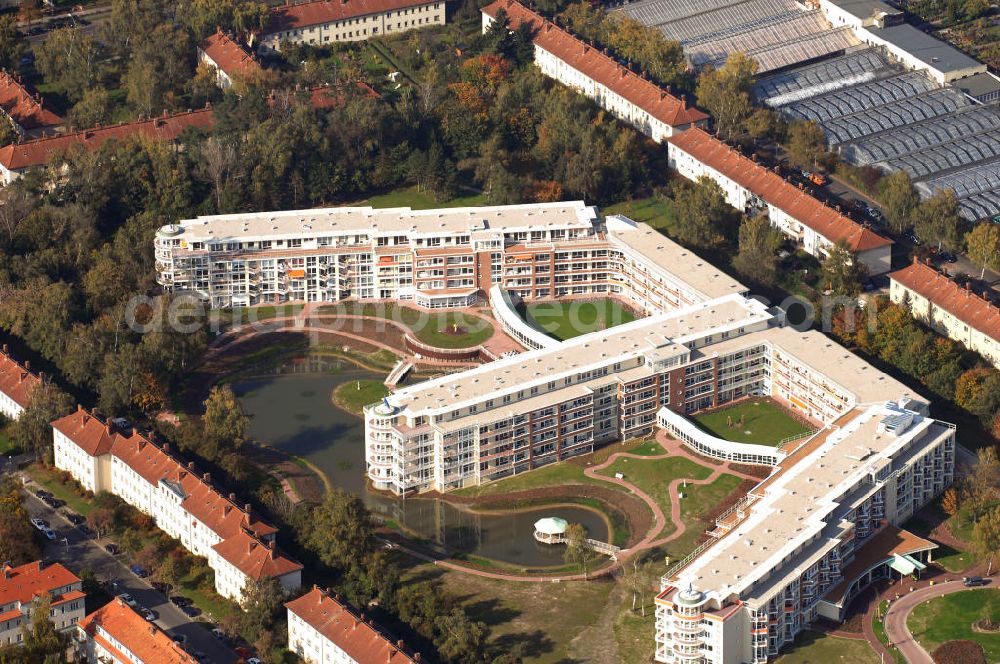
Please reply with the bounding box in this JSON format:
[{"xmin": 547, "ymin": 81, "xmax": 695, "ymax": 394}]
[
  {"xmin": 890, "ymin": 259, "xmax": 1000, "ymax": 342},
  {"xmin": 266, "ymin": 0, "xmax": 435, "ymax": 33},
  {"xmin": 51, "ymin": 406, "xmax": 119, "ymax": 457},
  {"xmin": 211, "ymin": 529, "xmax": 302, "ymax": 582},
  {"xmin": 198, "ymin": 30, "xmax": 262, "ymax": 80},
  {"xmin": 481, "ymin": 0, "xmax": 709, "ymax": 130},
  {"xmin": 667, "ymin": 127, "xmax": 891, "ymax": 252},
  {"xmin": 0, "ymin": 561, "xmax": 81, "ymax": 608},
  {"xmin": 309, "ymin": 82, "xmax": 380, "ymax": 108},
  {"xmin": 0, "ymin": 108, "xmax": 215, "ymax": 172},
  {"xmin": 0, "ymin": 346, "xmax": 41, "ymax": 411},
  {"xmin": 286, "ymin": 587, "xmax": 416, "ymax": 663},
  {"xmin": 0, "ymin": 70, "xmax": 62, "ymax": 132},
  {"xmin": 79, "ymin": 599, "xmax": 197, "ymax": 664}
]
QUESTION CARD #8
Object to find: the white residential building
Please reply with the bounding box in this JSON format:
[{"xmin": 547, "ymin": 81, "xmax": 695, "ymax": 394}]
[
  {"xmin": 0, "ymin": 561, "xmax": 85, "ymax": 646},
  {"xmin": 0, "ymin": 345, "xmax": 42, "ymax": 421},
  {"xmin": 481, "ymin": 0, "xmax": 709, "ymax": 143},
  {"xmin": 286, "ymin": 587, "xmax": 416, "ymax": 663},
  {"xmin": 259, "ymin": 0, "xmax": 446, "ymax": 52},
  {"xmin": 890, "ymin": 259, "xmax": 1000, "ymax": 368},
  {"xmin": 197, "ymin": 29, "xmax": 262, "ymax": 90},
  {"xmin": 667, "ymin": 127, "xmax": 893, "ymax": 275},
  {"xmin": 76, "ymin": 598, "xmax": 196, "ymax": 664},
  {"xmin": 52, "ymin": 408, "xmax": 301, "ymax": 604},
  {"xmin": 655, "ymin": 399, "xmax": 953, "ymax": 664}
]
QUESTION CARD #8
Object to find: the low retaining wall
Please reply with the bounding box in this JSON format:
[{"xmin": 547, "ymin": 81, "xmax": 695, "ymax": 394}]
[{"xmin": 403, "ymin": 333, "xmax": 491, "ymax": 362}]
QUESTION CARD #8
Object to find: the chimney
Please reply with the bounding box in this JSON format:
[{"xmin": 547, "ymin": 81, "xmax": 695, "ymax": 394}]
[
  {"xmin": 414, "ymin": 654, "xmax": 422, "ymax": 662},
  {"xmin": 162, "ymin": 443, "xmax": 169, "ymax": 454},
  {"xmin": 229, "ymin": 493, "xmax": 236, "ymax": 501},
  {"xmin": 23, "ymin": 360, "xmax": 29, "ymax": 371},
  {"xmin": 245, "ymin": 503, "xmax": 251, "ymax": 513},
  {"xmin": 2, "ymin": 344, "xmax": 7, "ymax": 354},
  {"xmin": 106, "ymin": 422, "xmax": 114, "ymax": 436},
  {"xmin": 187, "ymin": 461, "xmax": 195, "ymax": 470},
  {"xmin": 202, "ymin": 472, "xmax": 210, "ymax": 482}
]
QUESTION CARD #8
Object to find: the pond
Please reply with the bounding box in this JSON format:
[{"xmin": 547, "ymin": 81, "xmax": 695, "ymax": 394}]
[{"xmin": 231, "ymin": 357, "xmax": 610, "ymax": 567}]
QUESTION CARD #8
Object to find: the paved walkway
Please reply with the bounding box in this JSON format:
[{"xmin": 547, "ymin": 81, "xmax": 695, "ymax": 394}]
[
  {"xmin": 395, "ymin": 433, "xmax": 763, "ymax": 582},
  {"xmin": 882, "ymin": 576, "xmax": 997, "ymax": 663}
]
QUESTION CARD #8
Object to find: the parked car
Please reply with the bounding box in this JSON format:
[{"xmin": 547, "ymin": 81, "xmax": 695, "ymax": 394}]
[
  {"xmin": 42, "ymin": 527, "xmax": 57, "ymax": 541},
  {"xmin": 809, "ymin": 172, "xmax": 826, "ymax": 186},
  {"xmin": 151, "ymin": 581, "xmax": 170, "ymax": 593},
  {"xmin": 30, "ymin": 517, "xmax": 47, "ymax": 530},
  {"xmin": 63, "ymin": 511, "xmax": 84, "ymax": 525},
  {"xmin": 171, "ymin": 634, "xmax": 188, "ymax": 646},
  {"xmin": 181, "ymin": 604, "xmax": 201, "ymax": 618},
  {"xmin": 234, "ymin": 647, "xmax": 254, "ymax": 659},
  {"xmin": 963, "ymin": 576, "xmax": 987, "ymax": 587},
  {"xmin": 104, "ymin": 543, "xmax": 120, "ymax": 555},
  {"xmin": 211, "ymin": 628, "xmax": 227, "ymax": 642},
  {"xmin": 907, "ymin": 232, "xmax": 922, "ymax": 246},
  {"xmin": 939, "ymin": 251, "xmax": 957, "ymax": 263},
  {"xmin": 77, "ymin": 524, "xmax": 93, "ymax": 537},
  {"xmin": 247, "ymin": 658, "xmax": 262, "ymax": 664},
  {"xmin": 142, "ymin": 608, "xmax": 157, "ymax": 621},
  {"xmin": 129, "ymin": 564, "xmax": 149, "ymax": 578},
  {"xmin": 169, "ymin": 595, "xmax": 191, "ymax": 607},
  {"xmin": 117, "ymin": 593, "xmax": 138, "ymax": 608},
  {"xmin": 34, "ymin": 489, "xmax": 52, "ymax": 500}
]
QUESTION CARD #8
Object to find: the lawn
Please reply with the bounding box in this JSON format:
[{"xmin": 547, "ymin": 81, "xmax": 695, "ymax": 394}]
[
  {"xmin": 25, "ymin": 465, "xmax": 93, "ymax": 517},
  {"xmin": 908, "ymin": 588, "xmax": 1000, "ymax": 661},
  {"xmin": 774, "ymin": 630, "xmax": 880, "ymax": 664},
  {"xmin": 603, "ymin": 195, "xmax": 678, "ymax": 233},
  {"xmin": 333, "ymin": 379, "xmax": 391, "ymax": 415},
  {"xmin": 452, "ymin": 461, "xmax": 610, "ymax": 498},
  {"xmin": 693, "ymin": 398, "xmax": 813, "ymax": 446},
  {"xmin": 320, "ymin": 302, "xmax": 494, "ymax": 349},
  {"xmin": 670, "ymin": 473, "xmax": 745, "ymax": 556},
  {"xmin": 366, "ymin": 186, "xmax": 487, "ymax": 210},
  {"xmin": 401, "ymin": 560, "xmax": 615, "ymax": 664},
  {"xmin": 522, "ymin": 299, "xmax": 637, "ymax": 341}
]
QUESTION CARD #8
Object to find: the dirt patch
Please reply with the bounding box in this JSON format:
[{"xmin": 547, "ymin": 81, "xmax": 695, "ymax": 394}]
[
  {"xmin": 434, "ymin": 485, "xmax": 652, "ymax": 548},
  {"xmin": 729, "ymin": 463, "xmax": 772, "ymax": 479}
]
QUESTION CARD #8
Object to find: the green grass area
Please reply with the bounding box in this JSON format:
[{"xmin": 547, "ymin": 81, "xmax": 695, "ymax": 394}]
[
  {"xmin": 627, "ymin": 439, "xmax": 665, "ymax": 456},
  {"xmin": 522, "ymin": 299, "xmax": 637, "ymax": 341},
  {"xmin": 908, "ymin": 588, "xmax": 1000, "ymax": 661},
  {"xmin": 670, "ymin": 473, "xmax": 745, "ymax": 555},
  {"xmin": 775, "ymin": 630, "xmax": 880, "ymax": 664},
  {"xmin": 177, "ymin": 567, "xmax": 239, "ymax": 624},
  {"xmin": 25, "ymin": 465, "xmax": 93, "ymax": 517},
  {"xmin": 693, "ymin": 398, "xmax": 813, "ymax": 446},
  {"xmin": 452, "ymin": 461, "xmax": 611, "ymax": 498},
  {"xmin": 872, "ymin": 601, "xmax": 908, "ymax": 664},
  {"xmin": 603, "ymin": 196, "xmax": 678, "ymax": 233},
  {"xmin": 0, "ymin": 421, "xmax": 20, "ymax": 456},
  {"xmin": 320, "ymin": 302, "xmax": 494, "ymax": 349},
  {"xmin": 216, "ymin": 304, "xmax": 305, "ymax": 330},
  {"xmin": 903, "ymin": 503, "xmax": 974, "ymax": 573},
  {"xmin": 597, "ymin": 455, "xmax": 713, "ymax": 515},
  {"xmin": 366, "ymin": 186, "xmax": 487, "ymax": 210},
  {"xmin": 402, "ymin": 560, "xmax": 614, "ymax": 664},
  {"xmin": 333, "ymin": 379, "xmax": 391, "ymax": 415}
]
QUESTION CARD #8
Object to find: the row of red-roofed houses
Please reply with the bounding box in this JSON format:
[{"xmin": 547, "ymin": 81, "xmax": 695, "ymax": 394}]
[
  {"xmin": 481, "ymin": 0, "xmax": 708, "ymax": 144},
  {"xmin": 666, "ymin": 127, "xmax": 894, "ymax": 275},
  {"xmin": 51, "ymin": 406, "xmax": 302, "ymax": 604}
]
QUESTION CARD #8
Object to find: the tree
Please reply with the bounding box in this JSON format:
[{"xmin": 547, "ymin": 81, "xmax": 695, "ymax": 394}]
[
  {"xmin": 695, "ymin": 52, "xmax": 758, "ymax": 138},
  {"xmin": 603, "ymin": 15, "xmax": 686, "ymax": 88},
  {"xmin": 972, "ymin": 507, "xmax": 1000, "ymax": 575},
  {"xmin": 912, "ymin": 189, "xmax": 962, "ymax": 251},
  {"xmin": 434, "ymin": 608, "xmax": 489, "ymax": 664},
  {"xmin": 878, "ymin": 171, "xmax": 919, "ymax": 234},
  {"xmin": 239, "ymin": 577, "xmax": 284, "ymax": 642},
  {"xmin": 67, "ymin": 88, "xmax": 111, "ymax": 130},
  {"xmin": 307, "ymin": 489, "xmax": 376, "ymax": 569},
  {"xmin": 0, "ymin": 15, "xmax": 26, "ymax": 71},
  {"xmin": 966, "ymin": 223, "xmax": 1000, "ymax": 279},
  {"xmin": 202, "ymin": 384, "xmax": 250, "ymax": 458},
  {"xmin": 11, "ymin": 383, "xmax": 74, "ymax": 463},
  {"xmin": 732, "ymin": 213, "xmax": 782, "ymax": 284},
  {"xmin": 941, "ymin": 487, "xmax": 962, "ymax": 528},
  {"xmin": 34, "ymin": 27, "xmax": 102, "ymax": 103},
  {"xmin": 821, "ymin": 241, "xmax": 867, "ymax": 297},
  {"xmin": 87, "ymin": 508, "xmax": 114, "ymax": 539},
  {"xmin": 785, "ymin": 120, "xmax": 827, "ymax": 168},
  {"xmin": 954, "ymin": 368, "xmax": 1000, "ymax": 422},
  {"xmin": 0, "ymin": 182, "xmax": 35, "ymax": 249},
  {"xmin": 745, "ymin": 108, "xmax": 782, "ymax": 141},
  {"xmin": 0, "ymin": 480, "xmax": 42, "ymax": 565},
  {"xmin": 19, "ymin": 595, "xmax": 68, "ymax": 662},
  {"xmin": 672, "ymin": 176, "xmax": 733, "ymax": 248},
  {"xmin": 563, "ymin": 523, "xmax": 600, "ymax": 579}
]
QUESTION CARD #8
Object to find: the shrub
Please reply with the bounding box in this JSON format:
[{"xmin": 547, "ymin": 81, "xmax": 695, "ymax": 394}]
[{"xmin": 931, "ymin": 640, "xmax": 986, "ymax": 664}]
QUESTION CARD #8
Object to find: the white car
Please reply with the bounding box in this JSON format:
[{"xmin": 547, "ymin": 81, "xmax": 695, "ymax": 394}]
[
  {"xmin": 42, "ymin": 527, "xmax": 57, "ymax": 540},
  {"xmin": 30, "ymin": 518, "xmax": 46, "ymax": 530},
  {"xmin": 117, "ymin": 593, "xmax": 138, "ymax": 608}
]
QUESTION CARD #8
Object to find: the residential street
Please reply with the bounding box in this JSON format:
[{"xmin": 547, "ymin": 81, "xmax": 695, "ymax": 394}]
[
  {"xmin": 15, "ymin": 474, "xmax": 240, "ymax": 664},
  {"xmin": 882, "ymin": 576, "xmax": 996, "ymax": 664}
]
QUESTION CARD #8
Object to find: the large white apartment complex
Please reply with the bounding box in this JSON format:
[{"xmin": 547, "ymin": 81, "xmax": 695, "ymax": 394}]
[
  {"xmin": 154, "ymin": 203, "xmax": 746, "ymax": 312},
  {"xmin": 286, "ymin": 587, "xmax": 417, "ymax": 663},
  {"xmin": 890, "ymin": 259, "xmax": 1000, "ymax": 368},
  {"xmin": 667, "ymin": 128, "xmax": 893, "ymax": 275},
  {"xmin": 656, "ymin": 399, "xmax": 953, "ymax": 663},
  {"xmin": 259, "ymin": 0, "xmax": 446, "ymax": 52},
  {"xmin": 52, "ymin": 408, "xmax": 302, "ymax": 604},
  {"xmin": 481, "ymin": 0, "xmax": 709, "ymax": 143},
  {"xmin": 0, "ymin": 561, "xmax": 85, "ymax": 646}
]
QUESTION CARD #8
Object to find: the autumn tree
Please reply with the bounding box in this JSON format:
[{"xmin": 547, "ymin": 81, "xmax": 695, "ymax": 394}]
[
  {"xmin": 87, "ymin": 508, "xmax": 114, "ymax": 539},
  {"xmin": 696, "ymin": 52, "xmax": 758, "ymax": 138},
  {"xmin": 954, "ymin": 368, "xmax": 1000, "ymax": 422},
  {"xmin": 12, "ymin": 383, "xmax": 74, "ymax": 464},
  {"xmin": 0, "ymin": 479, "xmax": 42, "ymax": 565},
  {"xmin": 878, "ymin": 171, "xmax": 919, "ymax": 234},
  {"xmin": 941, "ymin": 487, "xmax": 962, "ymax": 528},
  {"xmin": 202, "ymin": 384, "xmax": 250, "ymax": 458},
  {"xmin": 912, "ymin": 189, "xmax": 962, "ymax": 251},
  {"xmin": 19, "ymin": 595, "xmax": 68, "ymax": 662},
  {"xmin": 603, "ymin": 14, "xmax": 686, "ymax": 87},
  {"xmin": 972, "ymin": 507, "xmax": 1000, "ymax": 575},
  {"xmin": 966, "ymin": 223, "xmax": 1000, "ymax": 279},
  {"xmin": 307, "ymin": 489, "xmax": 376, "ymax": 569},
  {"xmin": 67, "ymin": 88, "xmax": 111, "ymax": 130},
  {"xmin": 732, "ymin": 213, "xmax": 782, "ymax": 284},
  {"xmin": 0, "ymin": 15, "xmax": 25, "ymax": 71},
  {"xmin": 35, "ymin": 27, "xmax": 102, "ymax": 103},
  {"xmin": 239, "ymin": 577, "xmax": 285, "ymax": 644},
  {"xmin": 672, "ymin": 176, "xmax": 733, "ymax": 248},
  {"xmin": 745, "ymin": 108, "xmax": 783, "ymax": 141}
]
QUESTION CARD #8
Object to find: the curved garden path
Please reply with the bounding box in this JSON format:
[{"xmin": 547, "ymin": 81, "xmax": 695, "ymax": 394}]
[{"xmin": 392, "ymin": 431, "xmax": 764, "ymax": 582}]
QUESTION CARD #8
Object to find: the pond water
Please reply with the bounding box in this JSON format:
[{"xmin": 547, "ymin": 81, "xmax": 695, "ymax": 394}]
[{"xmin": 230, "ymin": 357, "xmax": 610, "ymax": 567}]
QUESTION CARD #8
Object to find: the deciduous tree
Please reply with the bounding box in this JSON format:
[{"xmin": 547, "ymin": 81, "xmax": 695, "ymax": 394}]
[
  {"xmin": 912, "ymin": 189, "xmax": 962, "ymax": 251},
  {"xmin": 35, "ymin": 27, "xmax": 102, "ymax": 103},
  {"xmin": 672, "ymin": 176, "xmax": 732, "ymax": 248},
  {"xmin": 563, "ymin": 523, "xmax": 600, "ymax": 579},
  {"xmin": 307, "ymin": 489, "xmax": 376, "ymax": 569},
  {"xmin": 695, "ymin": 52, "xmax": 758, "ymax": 139},
  {"xmin": 733, "ymin": 213, "xmax": 782, "ymax": 284},
  {"xmin": 11, "ymin": 383, "xmax": 74, "ymax": 463},
  {"xmin": 785, "ymin": 120, "xmax": 827, "ymax": 168},
  {"xmin": 878, "ymin": 171, "xmax": 919, "ymax": 234},
  {"xmin": 966, "ymin": 223, "xmax": 1000, "ymax": 279},
  {"xmin": 0, "ymin": 480, "xmax": 42, "ymax": 565},
  {"xmin": 821, "ymin": 241, "xmax": 867, "ymax": 297},
  {"xmin": 87, "ymin": 508, "xmax": 114, "ymax": 539},
  {"xmin": 202, "ymin": 384, "xmax": 249, "ymax": 457},
  {"xmin": 972, "ymin": 507, "xmax": 1000, "ymax": 575},
  {"xmin": 0, "ymin": 15, "xmax": 25, "ymax": 71}
]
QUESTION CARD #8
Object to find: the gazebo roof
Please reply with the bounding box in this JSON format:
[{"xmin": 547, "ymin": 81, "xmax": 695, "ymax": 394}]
[{"xmin": 534, "ymin": 517, "xmax": 569, "ymax": 536}]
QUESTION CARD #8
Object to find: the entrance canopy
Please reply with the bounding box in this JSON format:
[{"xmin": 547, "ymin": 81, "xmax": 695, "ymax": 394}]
[{"xmin": 889, "ymin": 553, "xmax": 927, "ymax": 576}]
